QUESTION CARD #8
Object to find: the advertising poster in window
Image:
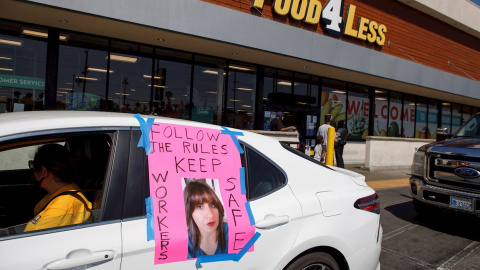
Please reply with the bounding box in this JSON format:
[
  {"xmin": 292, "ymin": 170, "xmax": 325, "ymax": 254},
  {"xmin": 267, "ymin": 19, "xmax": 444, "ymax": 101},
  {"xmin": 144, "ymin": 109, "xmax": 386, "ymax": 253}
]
[
  {"xmin": 345, "ymin": 95, "xmax": 369, "ymax": 139},
  {"xmin": 345, "ymin": 95, "xmax": 415, "ymax": 138},
  {"xmin": 137, "ymin": 117, "xmax": 257, "ymax": 266},
  {"xmin": 321, "ymin": 91, "xmax": 347, "ymax": 126}
]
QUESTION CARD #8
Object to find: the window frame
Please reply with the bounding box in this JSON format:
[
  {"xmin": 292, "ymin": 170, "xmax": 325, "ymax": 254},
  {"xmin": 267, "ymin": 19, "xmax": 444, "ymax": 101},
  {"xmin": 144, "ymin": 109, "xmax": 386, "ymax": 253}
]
[
  {"xmin": 240, "ymin": 142, "xmax": 288, "ymax": 201},
  {"xmin": 0, "ymin": 127, "xmax": 129, "ymax": 240}
]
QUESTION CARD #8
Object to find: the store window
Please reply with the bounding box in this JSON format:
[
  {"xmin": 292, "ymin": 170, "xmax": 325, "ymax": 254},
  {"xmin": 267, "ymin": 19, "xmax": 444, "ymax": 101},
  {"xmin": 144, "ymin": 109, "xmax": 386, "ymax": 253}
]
[
  {"xmin": 294, "ymin": 73, "xmax": 318, "ymax": 107},
  {"xmin": 452, "ymin": 103, "xmax": 462, "ymax": 134},
  {"xmin": 415, "ymin": 97, "xmax": 428, "ymax": 138},
  {"xmin": 153, "ymin": 49, "xmax": 192, "ymax": 119},
  {"xmin": 276, "ymin": 70, "xmax": 293, "ymax": 94},
  {"xmin": 373, "ymin": 89, "xmax": 388, "ymax": 137},
  {"xmin": 403, "ymin": 94, "xmax": 415, "ymax": 138},
  {"xmin": 192, "ymin": 55, "xmax": 226, "ymax": 125},
  {"xmin": 263, "ymin": 67, "xmax": 276, "ymax": 103},
  {"xmin": 57, "ymin": 33, "xmax": 109, "ymax": 111},
  {"xmin": 462, "ymin": 105, "xmax": 473, "ymax": 125},
  {"xmin": 311, "ymin": 76, "xmax": 320, "ymax": 108},
  {"xmin": 427, "ymin": 99, "xmax": 438, "ymax": 139},
  {"xmin": 226, "ymin": 62, "xmax": 256, "ymax": 130},
  {"xmin": 389, "ymin": 91, "xmax": 403, "ymax": 137},
  {"xmin": 0, "ymin": 23, "xmax": 47, "ymax": 113},
  {"xmin": 473, "ymin": 107, "xmax": 480, "ymax": 115},
  {"xmin": 322, "ymin": 79, "xmax": 346, "ymax": 127},
  {"xmin": 294, "ymin": 74, "xmax": 320, "ymax": 142},
  {"xmin": 441, "ymin": 102, "xmax": 452, "ymax": 133},
  {"xmin": 346, "ymin": 83, "xmax": 368, "ymax": 139},
  {"xmin": 108, "ymin": 41, "xmax": 153, "ymax": 114},
  {"xmin": 294, "ymin": 73, "xmax": 308, "ymax": 102}
]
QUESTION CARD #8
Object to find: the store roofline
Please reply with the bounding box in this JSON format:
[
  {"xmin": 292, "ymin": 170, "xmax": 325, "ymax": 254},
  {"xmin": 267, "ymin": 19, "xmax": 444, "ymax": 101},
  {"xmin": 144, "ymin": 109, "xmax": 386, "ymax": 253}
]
[{"xmin": 2, "ymin": 0, "xmax": 479, "ymax": 106}]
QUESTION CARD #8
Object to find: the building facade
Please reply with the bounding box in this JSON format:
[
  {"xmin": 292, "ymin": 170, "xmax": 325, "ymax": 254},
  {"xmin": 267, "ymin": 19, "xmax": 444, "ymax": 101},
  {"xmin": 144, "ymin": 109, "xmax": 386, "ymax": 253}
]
[{"xmin": 0, "ymin": 0, "xmax": 479, "ymax": 147}]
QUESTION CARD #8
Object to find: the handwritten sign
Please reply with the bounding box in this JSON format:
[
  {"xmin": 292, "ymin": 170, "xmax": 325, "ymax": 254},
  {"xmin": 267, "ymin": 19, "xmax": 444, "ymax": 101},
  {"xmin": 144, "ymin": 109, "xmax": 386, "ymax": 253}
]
[{"xmin": 146, "ymin": 121, "xmax": 255, "ymax": 265}]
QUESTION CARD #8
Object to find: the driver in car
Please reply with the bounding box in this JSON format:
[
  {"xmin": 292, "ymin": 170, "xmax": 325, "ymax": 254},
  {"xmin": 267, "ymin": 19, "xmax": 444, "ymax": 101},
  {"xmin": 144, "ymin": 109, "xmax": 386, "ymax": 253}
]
[{"xmin": 25, "ymin": 144, "xmax": 92, "ymax": 232}]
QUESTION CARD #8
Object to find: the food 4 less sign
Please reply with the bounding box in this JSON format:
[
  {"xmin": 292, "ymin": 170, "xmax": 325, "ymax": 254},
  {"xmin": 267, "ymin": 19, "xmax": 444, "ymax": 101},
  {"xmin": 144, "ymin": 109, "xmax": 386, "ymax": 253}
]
[{"xmin": 252, "ymin": 0, "xmax": 387, "ymax": 46}]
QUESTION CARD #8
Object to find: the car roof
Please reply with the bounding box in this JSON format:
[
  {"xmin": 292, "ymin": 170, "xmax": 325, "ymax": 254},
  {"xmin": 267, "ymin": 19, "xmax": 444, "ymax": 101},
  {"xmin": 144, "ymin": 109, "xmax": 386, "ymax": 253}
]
[{"xmin": 0, "ymin": 111, "xmax": 266, "ymax": 143}]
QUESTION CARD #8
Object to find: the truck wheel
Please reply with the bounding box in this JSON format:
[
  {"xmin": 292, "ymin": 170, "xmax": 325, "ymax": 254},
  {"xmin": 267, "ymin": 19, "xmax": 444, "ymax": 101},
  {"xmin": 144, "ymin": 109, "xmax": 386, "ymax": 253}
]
[{"xmin": 285, "ymin": 252, "xmax": 339, "ymax": 270}]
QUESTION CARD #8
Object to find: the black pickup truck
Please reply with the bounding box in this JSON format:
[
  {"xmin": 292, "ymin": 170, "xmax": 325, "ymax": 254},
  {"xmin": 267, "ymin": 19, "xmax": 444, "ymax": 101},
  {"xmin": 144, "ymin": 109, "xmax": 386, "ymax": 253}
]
[{"xmin": 410, "ymin": 113, "xmax": 480, "ymax": 216}]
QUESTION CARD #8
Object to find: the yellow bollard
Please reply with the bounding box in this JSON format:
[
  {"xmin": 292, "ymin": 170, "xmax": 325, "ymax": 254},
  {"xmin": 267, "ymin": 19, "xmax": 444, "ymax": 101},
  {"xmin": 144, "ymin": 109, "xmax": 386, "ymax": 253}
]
[{"xmin": 325, "ymin": 126, "xmax": 335, "ymax": 166}]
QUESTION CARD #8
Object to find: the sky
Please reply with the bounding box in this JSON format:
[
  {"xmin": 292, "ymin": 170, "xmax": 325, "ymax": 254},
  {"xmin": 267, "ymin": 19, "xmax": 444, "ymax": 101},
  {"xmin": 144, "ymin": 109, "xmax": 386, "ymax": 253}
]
[{"xmin": 470, "ymin": 0, "xmax": 480, "ymax": 6}]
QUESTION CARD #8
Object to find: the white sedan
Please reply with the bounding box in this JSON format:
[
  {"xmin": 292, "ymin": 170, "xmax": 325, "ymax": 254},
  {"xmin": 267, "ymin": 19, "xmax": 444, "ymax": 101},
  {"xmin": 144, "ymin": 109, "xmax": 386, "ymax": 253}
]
[{"xmin": 0, "ymin": 111, "xmax": 381, "ymax": 270}]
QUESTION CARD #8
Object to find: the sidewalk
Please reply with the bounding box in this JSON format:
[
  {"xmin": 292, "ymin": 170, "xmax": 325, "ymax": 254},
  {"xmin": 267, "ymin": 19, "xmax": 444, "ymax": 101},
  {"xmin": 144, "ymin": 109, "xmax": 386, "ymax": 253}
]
[{"xmin": 344, "ymin": 164, "xmax": 411, "ymax": 190}]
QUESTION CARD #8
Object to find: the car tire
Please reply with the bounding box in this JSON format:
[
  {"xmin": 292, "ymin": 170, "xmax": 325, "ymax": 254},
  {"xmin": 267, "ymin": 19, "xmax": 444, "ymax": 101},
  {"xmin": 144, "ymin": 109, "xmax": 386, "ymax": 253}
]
[{"xmin": 285, "ymin": 252, "xmax": 340, "ymax": 270}]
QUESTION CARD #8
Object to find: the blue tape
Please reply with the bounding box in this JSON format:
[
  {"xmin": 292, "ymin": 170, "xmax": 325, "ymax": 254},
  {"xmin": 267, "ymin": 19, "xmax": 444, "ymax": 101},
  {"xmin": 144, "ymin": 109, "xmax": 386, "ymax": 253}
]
[
  {"xmin": 134, "ymin": 113, "xmax": 155, "ymax": 155},
  {"xmin": 145, "ymin": 196, "xmax": 154, "ymax": 241},
  {"xmin": 235, "ymin": 232, "xmax": 261, "ymax": 261},
  {"xmin": 195, "ymin": 232, "xmax": 262, "ymax": 268},
  {"xmin": 240, "ymin": 167, "xmax": 246, "ymax": 194},
  {"xmin": 195, "ymin": 253, "xmax": 237, "ymax": 268},
  {"xmin": 245, "ymin": 201, "xmax": 255, "ymax": 226},
  {"xmin": 220, "ymin": 127, "xmax": 244, "ymax": 154}
]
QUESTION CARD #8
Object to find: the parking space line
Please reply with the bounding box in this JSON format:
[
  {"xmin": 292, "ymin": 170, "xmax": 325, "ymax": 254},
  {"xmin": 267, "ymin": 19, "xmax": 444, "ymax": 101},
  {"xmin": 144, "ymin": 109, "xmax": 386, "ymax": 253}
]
[
  {"xmin": 382, "ymin": 247, "xmax": 436, "ymax": 269},
  {"xmin": 367, "ymin": 179, "xmax": 410, "ymax": 190},
  {"xmin": 382, "ymin": 223, "xmax": 420, "ymax": 241},
  {"xmin": 436, "ymin": 241, "xmax": 480, "ymax": 270}
]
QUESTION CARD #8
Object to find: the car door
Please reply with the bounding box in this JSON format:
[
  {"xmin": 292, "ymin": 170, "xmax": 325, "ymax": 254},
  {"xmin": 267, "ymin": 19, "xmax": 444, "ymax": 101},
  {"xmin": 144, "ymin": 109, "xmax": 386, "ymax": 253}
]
[
  {"xmin": 229, "ymin": 144, "xmax": 303, "ymax": 269},
  {"xmin": 120, "ymin": 134, "xmax": 302, "ymax": 269},
  {"xmin": 0, "ymin": 129, "xmax": 129, "ymax": 270}
]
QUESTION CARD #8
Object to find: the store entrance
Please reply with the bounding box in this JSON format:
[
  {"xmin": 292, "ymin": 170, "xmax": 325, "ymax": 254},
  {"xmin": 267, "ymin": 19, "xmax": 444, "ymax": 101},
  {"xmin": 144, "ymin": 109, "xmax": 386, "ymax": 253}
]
[{"xmin": 263, "ymin": 103, "xmax": 319, "ymax": 153}]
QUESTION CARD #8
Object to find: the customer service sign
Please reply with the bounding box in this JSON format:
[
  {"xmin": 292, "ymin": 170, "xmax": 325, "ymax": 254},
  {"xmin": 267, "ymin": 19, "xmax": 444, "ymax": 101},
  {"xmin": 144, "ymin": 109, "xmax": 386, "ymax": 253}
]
[
  {"xmin": 252, "ymin": 0, "xmax": 387, "ymax": 46},
  {"xmin": 0, "ymin": 74, "xmax": 45, "ymax": 90}
]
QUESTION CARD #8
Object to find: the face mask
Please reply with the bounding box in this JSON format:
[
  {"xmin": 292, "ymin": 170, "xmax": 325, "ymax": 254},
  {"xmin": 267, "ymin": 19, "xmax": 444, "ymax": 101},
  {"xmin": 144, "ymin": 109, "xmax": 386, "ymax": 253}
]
[{"xmin": 34, "ymin": 177, "xmax": 46, "ymax": 187}]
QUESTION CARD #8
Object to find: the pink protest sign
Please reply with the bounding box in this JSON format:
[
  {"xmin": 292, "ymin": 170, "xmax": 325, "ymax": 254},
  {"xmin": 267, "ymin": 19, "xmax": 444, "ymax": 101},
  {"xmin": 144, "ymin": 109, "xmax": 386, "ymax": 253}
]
[{"xmin": 147, "ymin": 122, "xmax": 255, "ymax": 264}]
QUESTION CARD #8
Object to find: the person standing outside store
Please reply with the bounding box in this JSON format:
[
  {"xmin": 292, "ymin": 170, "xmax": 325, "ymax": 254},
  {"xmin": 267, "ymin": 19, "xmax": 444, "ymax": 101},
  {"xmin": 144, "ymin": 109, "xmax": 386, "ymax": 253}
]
[
  {"xmin": 334, "ymin": 120, "xmax": 348, "ymax": 168},
  {"xmin": 316, "ymin": 114, "xmax": 332, "ymax": 163},
  {"xmin": 269, "ymin": 111, "xmax": 295, "ymax": 131}
]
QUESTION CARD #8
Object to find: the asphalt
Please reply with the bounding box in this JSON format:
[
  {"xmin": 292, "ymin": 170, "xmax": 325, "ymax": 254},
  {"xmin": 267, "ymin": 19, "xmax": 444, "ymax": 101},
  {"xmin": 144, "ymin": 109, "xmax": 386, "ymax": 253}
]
[{"xmin": 344, "ymin": 164, "xmax": 411, "ymax": 190}]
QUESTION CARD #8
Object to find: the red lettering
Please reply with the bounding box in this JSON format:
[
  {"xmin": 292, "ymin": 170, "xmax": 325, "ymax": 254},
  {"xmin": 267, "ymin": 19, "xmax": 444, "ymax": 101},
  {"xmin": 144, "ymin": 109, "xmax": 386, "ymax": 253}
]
[
  {"xmin": 348, "ymin": 100, "xmax": 361, "ymax": 115},
  {"xmin": 363, "ymin": 102, "xmax": 369, "ymax": 117},
  {"xmin": 391, "ymin": 106, "xmax": 398, "ymax": 120},
  {"xmin": 403, "ymin": 108, "xmax": 409, "ymax": 121},
  {"xmin": 381, "ymin": 105, "xmax": 388, "ymax": 119}
]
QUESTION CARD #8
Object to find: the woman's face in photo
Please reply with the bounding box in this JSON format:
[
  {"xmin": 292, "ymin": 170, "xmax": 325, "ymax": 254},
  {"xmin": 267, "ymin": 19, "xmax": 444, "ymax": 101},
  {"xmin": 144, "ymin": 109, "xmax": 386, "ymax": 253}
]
[{"xmin": 191, "ymin": 201, "xmax": 219, "ymax": 235}]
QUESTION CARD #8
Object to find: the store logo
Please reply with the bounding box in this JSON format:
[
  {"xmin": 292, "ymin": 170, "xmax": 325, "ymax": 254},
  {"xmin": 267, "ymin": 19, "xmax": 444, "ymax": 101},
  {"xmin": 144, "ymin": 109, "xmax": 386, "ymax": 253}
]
[
  {"xmin": 251, "ymin": 0, "xmax": 387, "ymax": 46},
  {"xmin": 454, "ymin": 167, "xmax": 480, "ymax": 179}
]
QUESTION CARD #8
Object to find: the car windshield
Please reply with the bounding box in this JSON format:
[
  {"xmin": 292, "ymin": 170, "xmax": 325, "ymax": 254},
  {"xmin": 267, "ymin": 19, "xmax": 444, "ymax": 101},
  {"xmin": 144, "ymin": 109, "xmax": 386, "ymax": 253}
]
[{"xmin": 455, "ymin": 114, "xmax": 480, "ymax": 138}]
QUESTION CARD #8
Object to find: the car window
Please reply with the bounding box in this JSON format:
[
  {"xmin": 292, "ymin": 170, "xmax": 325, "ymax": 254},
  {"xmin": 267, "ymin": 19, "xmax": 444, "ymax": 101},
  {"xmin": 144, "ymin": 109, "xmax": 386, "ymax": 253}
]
[
  {"xmin": 456, "ymin": 114, "xmax": 480, "ymax": 137},
  {"xmin": 281, "ymin": 143, "xmax": 331, "ymax": 167},
  {"xmin": 243, "ymin": 145, "xmax": 286, "ymax": 200},
  {"xmin": 0, "ymin": 133, "xmax": 113, "ymax": 238}
]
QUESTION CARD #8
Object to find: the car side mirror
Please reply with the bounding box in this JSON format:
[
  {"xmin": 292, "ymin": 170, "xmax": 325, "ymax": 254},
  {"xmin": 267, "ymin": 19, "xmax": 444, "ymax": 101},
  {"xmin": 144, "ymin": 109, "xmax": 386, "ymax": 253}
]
[{"xmin": 436, "ymin": 127, "xmax": 452, "ymax": 142}]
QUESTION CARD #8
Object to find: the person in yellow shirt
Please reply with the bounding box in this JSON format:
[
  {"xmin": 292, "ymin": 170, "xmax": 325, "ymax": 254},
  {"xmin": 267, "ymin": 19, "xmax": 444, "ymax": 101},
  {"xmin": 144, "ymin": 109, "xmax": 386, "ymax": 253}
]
[{"xmin": 24, "ymin": 144, "xmax": 92, "ymax": 232}]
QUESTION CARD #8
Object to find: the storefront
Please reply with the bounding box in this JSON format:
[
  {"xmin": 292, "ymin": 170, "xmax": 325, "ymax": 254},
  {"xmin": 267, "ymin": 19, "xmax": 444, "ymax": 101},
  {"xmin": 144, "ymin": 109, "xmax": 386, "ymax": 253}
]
[{"xmin": 0, "ymin": 0, "xmax": 479, "ymax": 147}]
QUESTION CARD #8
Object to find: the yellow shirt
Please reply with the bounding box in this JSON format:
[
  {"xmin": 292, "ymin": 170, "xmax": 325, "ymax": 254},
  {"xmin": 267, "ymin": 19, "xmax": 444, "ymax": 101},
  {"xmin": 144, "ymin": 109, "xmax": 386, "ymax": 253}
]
[{"xmin": 24, "ymin": 183, "xmax": 92, "ymax": 232}]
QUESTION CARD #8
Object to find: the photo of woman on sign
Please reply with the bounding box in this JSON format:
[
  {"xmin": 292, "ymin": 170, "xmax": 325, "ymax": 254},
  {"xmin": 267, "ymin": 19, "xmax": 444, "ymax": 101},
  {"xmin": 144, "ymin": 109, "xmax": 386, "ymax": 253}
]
[{"xmin": 184, "ymin": 179, "xmax": 228, "ymax": 258}]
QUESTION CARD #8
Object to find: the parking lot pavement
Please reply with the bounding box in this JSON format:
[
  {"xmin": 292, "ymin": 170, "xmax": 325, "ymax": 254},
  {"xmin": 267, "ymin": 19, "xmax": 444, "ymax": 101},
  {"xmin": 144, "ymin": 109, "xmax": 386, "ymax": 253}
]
[
  {"xmin": 344, "ymin": 164, "xmax": 411, "ymax": 190},
  {"xmin": 344, "ymin": 165, "xmax": 480, "ymax": 269},
  {"xmin": 377, "ymin": 186, "xmax": 480, "ymax": 270}
]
